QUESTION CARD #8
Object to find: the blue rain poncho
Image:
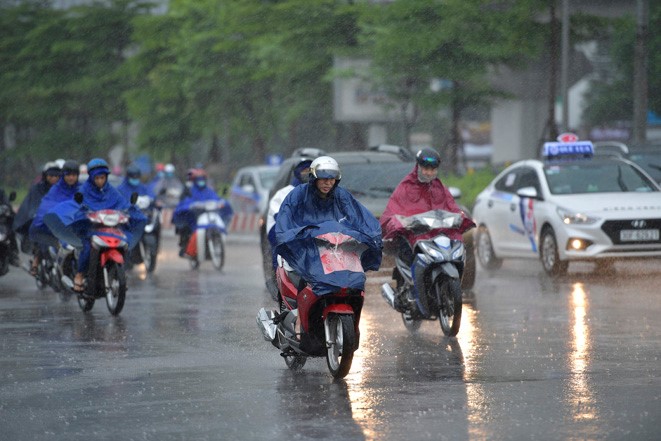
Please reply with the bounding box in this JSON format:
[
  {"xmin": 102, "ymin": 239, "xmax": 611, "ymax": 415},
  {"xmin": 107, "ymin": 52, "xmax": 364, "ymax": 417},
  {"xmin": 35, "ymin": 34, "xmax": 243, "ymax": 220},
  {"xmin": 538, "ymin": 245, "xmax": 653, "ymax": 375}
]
[
  {"xmin": 274, "ymin": 182, "xmax": 382, "ymax": 295},
  {"xmin": 173, "ymin": 185, "xmax": 233, "ymax": 230},
  {"xmin": 29, "ymin": 178, "xmax": 81, "ymax": 247},
  {"xmin": 43, "ymin": 177, "xmax": 146, "ymax": 250}
]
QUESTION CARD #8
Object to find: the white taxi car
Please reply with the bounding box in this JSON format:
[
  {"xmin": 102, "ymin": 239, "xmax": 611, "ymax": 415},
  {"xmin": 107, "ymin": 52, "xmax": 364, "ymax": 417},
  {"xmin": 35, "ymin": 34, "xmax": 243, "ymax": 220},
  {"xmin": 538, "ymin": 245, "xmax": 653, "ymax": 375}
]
[{"xmin": 472, "ymin": 141, "xmax": 661, "ymax": 275}]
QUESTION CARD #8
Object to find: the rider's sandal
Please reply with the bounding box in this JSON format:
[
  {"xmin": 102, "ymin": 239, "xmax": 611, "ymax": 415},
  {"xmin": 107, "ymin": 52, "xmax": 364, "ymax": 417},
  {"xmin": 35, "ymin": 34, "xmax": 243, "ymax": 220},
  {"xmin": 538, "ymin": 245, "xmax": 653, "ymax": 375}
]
[{"xmin": 73, "ymin": 280, "xmax": 85, "ymax": 293}]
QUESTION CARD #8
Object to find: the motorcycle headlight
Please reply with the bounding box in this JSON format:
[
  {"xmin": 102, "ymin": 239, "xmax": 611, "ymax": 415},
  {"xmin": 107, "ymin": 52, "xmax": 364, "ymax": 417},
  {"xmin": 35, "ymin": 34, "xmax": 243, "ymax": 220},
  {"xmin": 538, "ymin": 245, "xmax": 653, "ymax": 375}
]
[
  {"xmin": 556, "ymin": 206, "xmax": 599, "ymax": 225},
  {"xmin": 419, "ymin": 241, "xmax": 444, "ymax": 260},
  {"xmin": 451, "ymin": 244, "xmax": 465, "ymax": 261}
]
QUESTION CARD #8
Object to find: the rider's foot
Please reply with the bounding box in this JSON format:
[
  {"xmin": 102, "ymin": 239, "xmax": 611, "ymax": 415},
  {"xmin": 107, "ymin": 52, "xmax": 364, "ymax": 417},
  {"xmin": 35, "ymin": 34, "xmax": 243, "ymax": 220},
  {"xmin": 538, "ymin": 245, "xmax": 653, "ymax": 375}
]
[
  {"xmin": 73, "ymin": 273, "xmax": 85, "ymax": 293},
  {"xmin": 29, "ymin": 258, "xmax": 38, "ymax": 276}
]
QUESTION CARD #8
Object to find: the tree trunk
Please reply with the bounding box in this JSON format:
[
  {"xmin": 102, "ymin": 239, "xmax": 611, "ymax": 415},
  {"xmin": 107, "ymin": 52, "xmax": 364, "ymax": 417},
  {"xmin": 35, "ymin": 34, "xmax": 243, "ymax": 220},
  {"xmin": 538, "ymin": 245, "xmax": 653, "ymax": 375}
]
[{"xmin": 209, "ymin": 132, "xmax": 222, "ymax": 163}]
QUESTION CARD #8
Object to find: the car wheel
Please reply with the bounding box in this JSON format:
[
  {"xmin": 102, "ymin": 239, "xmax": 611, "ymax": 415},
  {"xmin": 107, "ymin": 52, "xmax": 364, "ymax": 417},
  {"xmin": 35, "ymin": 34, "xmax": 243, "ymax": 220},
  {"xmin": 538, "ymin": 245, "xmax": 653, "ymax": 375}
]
[
  {"xmin": 540, "ymin": 227, "xmax": 568, "ymax": 276},
  {"xmin": 461, "ymin": 233, "xmax": 476, "ymax": 290},
  {"xmin": 476, "ymin": 226, "xmax": 503, "ymax": 270}
]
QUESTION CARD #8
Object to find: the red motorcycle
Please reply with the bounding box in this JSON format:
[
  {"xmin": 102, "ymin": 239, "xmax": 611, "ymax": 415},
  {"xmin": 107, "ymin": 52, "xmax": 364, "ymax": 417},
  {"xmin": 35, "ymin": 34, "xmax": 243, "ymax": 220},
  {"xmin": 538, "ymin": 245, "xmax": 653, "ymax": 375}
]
[
  {"xmin": 257, "ymin": 222, "xmax": 380, "ymax": 378},
  {"xmin": 75, "ymin": 208, "xmax": 133, "ymax": 315}
]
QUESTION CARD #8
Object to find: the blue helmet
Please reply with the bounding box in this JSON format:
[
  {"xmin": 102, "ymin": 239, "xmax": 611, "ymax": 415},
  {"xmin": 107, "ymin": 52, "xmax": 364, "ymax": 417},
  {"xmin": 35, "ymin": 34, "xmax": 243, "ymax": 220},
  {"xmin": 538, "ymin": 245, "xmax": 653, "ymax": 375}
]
[{"xmin": 87, "ymin": 158, "xmax": 110, "ymax": 178}]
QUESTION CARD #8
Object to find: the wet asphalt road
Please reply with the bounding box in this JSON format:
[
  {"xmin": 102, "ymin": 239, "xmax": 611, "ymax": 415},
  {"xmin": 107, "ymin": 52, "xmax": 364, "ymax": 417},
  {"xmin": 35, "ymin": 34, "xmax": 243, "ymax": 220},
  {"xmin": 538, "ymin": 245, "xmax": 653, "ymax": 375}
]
[{"xmin": 1, "ymin": 230, "xmax": 660, "ymax": 441}]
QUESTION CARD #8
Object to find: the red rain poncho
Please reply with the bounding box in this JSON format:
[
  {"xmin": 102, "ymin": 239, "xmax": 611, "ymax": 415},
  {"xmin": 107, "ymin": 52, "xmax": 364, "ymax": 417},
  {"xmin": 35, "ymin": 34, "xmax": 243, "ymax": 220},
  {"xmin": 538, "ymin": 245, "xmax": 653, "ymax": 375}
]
[{"xmin": 380, "ymin": 165, "xmax": 475, "ymax": 245}]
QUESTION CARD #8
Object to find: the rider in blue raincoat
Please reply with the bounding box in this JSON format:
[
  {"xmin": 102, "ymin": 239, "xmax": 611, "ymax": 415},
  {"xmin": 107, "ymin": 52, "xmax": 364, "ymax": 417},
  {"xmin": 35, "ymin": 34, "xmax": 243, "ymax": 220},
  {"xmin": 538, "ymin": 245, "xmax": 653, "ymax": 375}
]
[
  {"xmin": 44, "ymin": 158, "xmax": 146, "ymax": 292},
  {"xmin": 12, "ymin": 161, "xmax": 62, "ymax": 264},
  {"xmin": 117, "ymin": 164, "xmax": 155, "ymax": 200},
  {"xmin": 173, "ymin": 168, "xmax": 233, "ymax": 257},
  {"xmin": 28, "ymin": 161, "xmax": 81, "ymax": 272},
  {"xmin": 274, "ymin": 156, "xmax": 382, "ymax": 295}
]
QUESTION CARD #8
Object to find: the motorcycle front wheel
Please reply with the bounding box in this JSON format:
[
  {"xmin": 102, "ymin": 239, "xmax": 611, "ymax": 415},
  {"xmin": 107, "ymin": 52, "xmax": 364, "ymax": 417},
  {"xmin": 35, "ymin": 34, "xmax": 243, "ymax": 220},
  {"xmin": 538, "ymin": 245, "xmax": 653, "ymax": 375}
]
[
  {"xmin": 140, "ymin": 240, "xmax": 158, "ymax": 273},
  {"xmin": 284, "ymin": 353, "xmax": 307, "ymax": 371},
  {"xmin": 325, "ymin": 314, "xmax": 356, "ymax": 379},
  {"xmin": 436, "ymin": 278, "xmax": 462, "ymax": 337},
  {"xmin": 77, "ymin": 294, "xmax": 95, "ymax": 312},
  {"xmin": 35, "ymin": 260, "xmax": 48, "ymax": 290},
  {"xmin": 401, "ymin": 310, "xmax": 422, "ymax": 332},
  {"xmin": 0, "ymin": 250, "xmax": 8, "ymax": 276},
  {"xmin": 207, "ymin": 230, "xmax": 225, "ymax": 271},
  {"xmin": 105, "ymin": 261, "xmax": 127, "ymax": 316}
]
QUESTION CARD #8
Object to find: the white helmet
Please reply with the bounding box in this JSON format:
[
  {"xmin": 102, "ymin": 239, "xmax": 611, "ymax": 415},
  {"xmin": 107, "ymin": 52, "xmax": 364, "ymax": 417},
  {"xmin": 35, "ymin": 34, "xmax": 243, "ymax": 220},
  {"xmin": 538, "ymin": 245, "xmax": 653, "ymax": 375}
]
[{"xmin": 310, "ymin": 156, "xmax": 341, "ymax": 181}]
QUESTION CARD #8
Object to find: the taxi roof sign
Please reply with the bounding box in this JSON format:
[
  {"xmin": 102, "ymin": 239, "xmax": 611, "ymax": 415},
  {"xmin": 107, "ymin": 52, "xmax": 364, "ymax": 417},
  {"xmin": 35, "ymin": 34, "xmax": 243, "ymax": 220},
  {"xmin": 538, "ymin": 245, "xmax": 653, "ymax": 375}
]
[
  {"xmin": 557, "ymin": 132, "xmax": 579, "ymax": 143},
  {"xmin": 542, "ymin": 140, "xmax": 594, "ymax": 160}
]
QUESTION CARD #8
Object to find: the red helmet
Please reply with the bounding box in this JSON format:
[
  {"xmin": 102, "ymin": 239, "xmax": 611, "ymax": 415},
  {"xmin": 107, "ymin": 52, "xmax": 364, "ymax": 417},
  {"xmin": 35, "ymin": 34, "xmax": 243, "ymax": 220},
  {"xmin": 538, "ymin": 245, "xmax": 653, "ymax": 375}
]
[{"xmin": 187, "ymin": 168, "xmax": 207, "ymax": 181}]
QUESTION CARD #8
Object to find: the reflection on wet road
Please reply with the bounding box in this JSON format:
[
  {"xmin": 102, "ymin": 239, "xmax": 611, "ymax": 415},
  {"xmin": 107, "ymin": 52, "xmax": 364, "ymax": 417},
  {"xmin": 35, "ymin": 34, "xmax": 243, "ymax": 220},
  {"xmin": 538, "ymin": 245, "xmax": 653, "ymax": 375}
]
[{"xmin": 1, "ymin": 234, "xmax": 659, "ymax": 440}]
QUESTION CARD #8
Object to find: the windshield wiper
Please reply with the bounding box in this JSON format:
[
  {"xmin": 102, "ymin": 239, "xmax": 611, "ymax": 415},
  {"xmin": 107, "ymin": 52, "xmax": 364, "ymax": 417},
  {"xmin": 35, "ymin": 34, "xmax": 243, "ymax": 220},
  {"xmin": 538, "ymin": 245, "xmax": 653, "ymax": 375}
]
[{"xmin": 617, "ymin": 166, "xmax": 629, "ymax": 191}]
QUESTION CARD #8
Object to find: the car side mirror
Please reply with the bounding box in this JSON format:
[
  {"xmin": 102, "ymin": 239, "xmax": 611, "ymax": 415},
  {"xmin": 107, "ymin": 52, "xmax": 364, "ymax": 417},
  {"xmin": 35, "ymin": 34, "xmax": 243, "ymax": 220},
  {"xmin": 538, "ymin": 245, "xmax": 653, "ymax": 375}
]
[
  {"xmin": 130, "ymin": 192, "xmax": 138, "ymax": 205},
  {"xmin": 448, "ymin": 186, "xmax": 462, "ymax": 199},
  {"xmin": 517, "ymin": 186, "xmax": 542, "ymax": 200},
  {"xmin": 74, "ymin": 192, "xmax": 84, "ymax": 204}
]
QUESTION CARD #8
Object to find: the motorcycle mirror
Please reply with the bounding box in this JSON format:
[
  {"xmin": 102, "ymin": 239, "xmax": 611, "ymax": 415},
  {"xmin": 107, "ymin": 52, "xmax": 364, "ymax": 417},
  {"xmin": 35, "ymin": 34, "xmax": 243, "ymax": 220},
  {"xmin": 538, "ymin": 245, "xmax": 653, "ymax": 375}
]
[
  {"xmin": 74, "ymin": 192, "xmax": 84, "ymax": 204},
  {"xmin": 9, "ymin": 191, "xmax": 16, "ymax": 202},
  {"xmin": 130, "ymin": 192, "xmax": 138, "ymax": 205}
]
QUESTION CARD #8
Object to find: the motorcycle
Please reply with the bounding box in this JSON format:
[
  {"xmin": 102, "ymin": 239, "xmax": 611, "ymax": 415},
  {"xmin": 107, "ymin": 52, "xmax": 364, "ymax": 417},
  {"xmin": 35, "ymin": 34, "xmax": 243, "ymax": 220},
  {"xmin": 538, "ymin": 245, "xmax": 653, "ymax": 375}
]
[
  {"xmin": 125, "ymin": 195, "xmax": 160, "ymax": 273},
  {"xmin": 181, "ymin": 200, "xmax": 227, "ymax": 271},
  {"xmin": 52, "ymin": 242, "xmax": 78, "ymax": 302},
  {"xmin": 257, "ymin": 220, "xmax": 379, "ymax": 379},
  {"xmin": 380, "ymin": 209, "xmax": 474, "ymax": 337},
  {"xmin": 32, "ymin": 245, "xmax": 60, "ymax": 292},
  {"xmin": 0, "ymin": 191, "xmax": 17, "ymax": 277},
  {"xmin": 45, "ymin": 192, "xmax": 143, "ymax": 315}
]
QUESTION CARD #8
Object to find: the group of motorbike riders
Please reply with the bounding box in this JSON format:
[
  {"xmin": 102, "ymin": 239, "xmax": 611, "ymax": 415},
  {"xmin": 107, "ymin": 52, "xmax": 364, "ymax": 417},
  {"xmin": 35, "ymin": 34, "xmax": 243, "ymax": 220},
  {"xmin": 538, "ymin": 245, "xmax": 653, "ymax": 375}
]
[
  {"xmin": 2, "ymin": 148, "xmax": 475, "ymax": 341},
  {"xmin": 3, "ymin": 157, "xmax": 232, "ymax": 295}
]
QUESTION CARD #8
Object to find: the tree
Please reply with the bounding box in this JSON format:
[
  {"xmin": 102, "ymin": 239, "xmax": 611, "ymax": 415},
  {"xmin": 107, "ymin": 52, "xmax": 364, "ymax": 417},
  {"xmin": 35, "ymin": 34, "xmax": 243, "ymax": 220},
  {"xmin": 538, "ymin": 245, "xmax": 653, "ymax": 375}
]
[
  {"xmin": 357, "ymin": 0, "xmax": 544, "ymax": 171},
  {"xmin": 0, "ymin": 0, "xmax": 152, "ymax": 187},
  {"xmin": 582, "ymin": 2, "xmax": 660, "ymax": 133}
]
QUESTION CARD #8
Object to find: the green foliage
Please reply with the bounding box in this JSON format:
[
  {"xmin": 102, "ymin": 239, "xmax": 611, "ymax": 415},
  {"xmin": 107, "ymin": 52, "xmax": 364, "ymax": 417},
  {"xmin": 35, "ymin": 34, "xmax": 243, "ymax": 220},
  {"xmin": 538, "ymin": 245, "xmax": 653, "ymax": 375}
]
[
  {"xmin": 443, "ymin": 168, "xmax": 497, "ymax": 210},
  {"xmin": 582, "ymin": 2, "xmax": 661, "ymax": 126},
  {"xmin": 1, "ymin": 0, "xmax": 651, "ymax": 191}
]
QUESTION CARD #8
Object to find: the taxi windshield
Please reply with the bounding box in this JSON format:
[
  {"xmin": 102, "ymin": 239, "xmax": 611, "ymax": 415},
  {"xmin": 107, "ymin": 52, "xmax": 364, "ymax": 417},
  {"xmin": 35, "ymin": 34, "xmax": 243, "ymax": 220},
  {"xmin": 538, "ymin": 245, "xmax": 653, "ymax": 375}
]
[{"xmin": 544, "ymin": 161, "xmax": 659, "ymax": 195}]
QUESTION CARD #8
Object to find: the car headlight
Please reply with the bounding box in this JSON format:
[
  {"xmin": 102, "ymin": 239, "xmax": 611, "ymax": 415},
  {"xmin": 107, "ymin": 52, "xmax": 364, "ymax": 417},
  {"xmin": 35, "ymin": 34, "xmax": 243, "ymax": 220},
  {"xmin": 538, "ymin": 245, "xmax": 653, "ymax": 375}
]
[{"xmin": 556, "ymin": 206, "xmax": 599, "ymax": 225}]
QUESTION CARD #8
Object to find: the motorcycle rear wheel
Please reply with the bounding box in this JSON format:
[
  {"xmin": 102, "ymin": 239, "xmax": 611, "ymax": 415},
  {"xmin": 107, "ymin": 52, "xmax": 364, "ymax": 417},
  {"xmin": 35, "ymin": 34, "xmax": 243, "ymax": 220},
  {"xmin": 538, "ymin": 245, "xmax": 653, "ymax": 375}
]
[
  {"xmin": 325, "ymin": 314, "xmax": 356, "ymax": 379},
  {"xmin": 105, "ymin": 262, "xmax": 127, "ymax": 316},
  {"xmin": 436, "ymin": 278, "xmax": 462, "ymax": 337}
]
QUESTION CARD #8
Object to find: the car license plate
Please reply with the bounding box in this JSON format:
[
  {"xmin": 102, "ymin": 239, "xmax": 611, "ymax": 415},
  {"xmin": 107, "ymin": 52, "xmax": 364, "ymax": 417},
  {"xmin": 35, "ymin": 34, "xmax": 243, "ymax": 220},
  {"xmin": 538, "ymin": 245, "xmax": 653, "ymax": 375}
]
[{"xmin": 619, "ymin": 229, "xmax": 660, "ymax": 241}]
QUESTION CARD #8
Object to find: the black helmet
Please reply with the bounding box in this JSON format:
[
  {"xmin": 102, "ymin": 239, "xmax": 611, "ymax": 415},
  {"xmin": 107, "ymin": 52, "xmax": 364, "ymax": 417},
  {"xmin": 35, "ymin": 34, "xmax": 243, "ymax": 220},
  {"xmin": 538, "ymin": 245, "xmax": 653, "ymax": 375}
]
[
  {"xmin": 126, "ymin": 164, "xmax": 141, "ymax": 179},
  {"xmin": 62, "ymin": 160, "xmax": 80, "ymax": 175},
  {"xmin": 416, "ymin": 148, "xmax": 441, "ymax": 169}
]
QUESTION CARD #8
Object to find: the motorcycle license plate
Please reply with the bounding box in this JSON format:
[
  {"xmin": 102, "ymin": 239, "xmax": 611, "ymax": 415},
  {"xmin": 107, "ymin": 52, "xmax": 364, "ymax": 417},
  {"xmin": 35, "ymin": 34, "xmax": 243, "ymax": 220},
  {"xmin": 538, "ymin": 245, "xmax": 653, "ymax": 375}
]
[{"xmin": 619, "ymin": 229, "xmax": 659, "ymax": 242}]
